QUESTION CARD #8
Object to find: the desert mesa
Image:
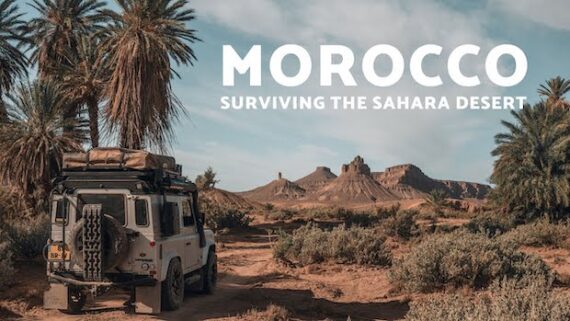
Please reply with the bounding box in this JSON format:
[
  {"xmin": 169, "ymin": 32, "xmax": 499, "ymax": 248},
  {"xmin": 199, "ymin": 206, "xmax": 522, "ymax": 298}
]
[{"xmin": 234, "ymin": 156, "xmax": 490, "ymax": 210}]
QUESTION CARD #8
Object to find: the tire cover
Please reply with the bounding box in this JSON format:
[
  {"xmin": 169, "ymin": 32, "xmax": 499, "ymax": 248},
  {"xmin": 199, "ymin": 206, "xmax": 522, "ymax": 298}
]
[{"xmin": 70, "ymin": 214, "xmax": 129, "ymax": 270}]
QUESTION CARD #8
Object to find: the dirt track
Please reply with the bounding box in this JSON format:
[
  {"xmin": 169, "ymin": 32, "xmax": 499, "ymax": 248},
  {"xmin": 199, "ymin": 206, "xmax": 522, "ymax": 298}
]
[{"xmin": 13, "ymin": 221, "xmax": 408, "ymax": 321}]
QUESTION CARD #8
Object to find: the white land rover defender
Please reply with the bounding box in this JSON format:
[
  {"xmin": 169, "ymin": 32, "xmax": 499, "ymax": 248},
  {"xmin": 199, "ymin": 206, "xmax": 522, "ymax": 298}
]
[{"xmin": 43, "ymin": 148, "xmax": 217, "ymax": 314}]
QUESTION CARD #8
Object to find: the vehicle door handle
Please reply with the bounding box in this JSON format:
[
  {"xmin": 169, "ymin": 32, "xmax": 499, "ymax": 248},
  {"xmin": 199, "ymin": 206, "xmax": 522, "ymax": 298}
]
[{"xmin": 185, "ymin": 242, "xmax": 191, "ymax": 246}]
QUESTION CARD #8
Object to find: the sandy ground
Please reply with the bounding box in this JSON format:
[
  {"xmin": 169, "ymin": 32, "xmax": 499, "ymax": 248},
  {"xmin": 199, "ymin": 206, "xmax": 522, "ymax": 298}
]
[
  {"xmin": 1, "ymin": 217, "xmax": 568, "ymax": 321},
  {"xmin": 0, "ymin": 220, "xmax": 410, "ymax": 321}
]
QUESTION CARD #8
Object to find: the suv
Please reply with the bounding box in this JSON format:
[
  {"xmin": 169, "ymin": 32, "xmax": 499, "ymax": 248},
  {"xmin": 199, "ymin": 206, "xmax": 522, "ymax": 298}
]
[{"xmin": 43, "ymin": 148, "xmax": 216, "ymax": 314}]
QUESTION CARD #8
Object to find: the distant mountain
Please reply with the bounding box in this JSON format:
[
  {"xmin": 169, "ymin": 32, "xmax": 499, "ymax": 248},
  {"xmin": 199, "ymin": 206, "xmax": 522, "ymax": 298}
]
[
  {"xmin": 201, "ymin": 188, "xmax": 261, "ymax": 210},
  {"xmin": 237, "ymin": 156, "xmax": 491, "ymax": 206},
  {"xmin": 295, "ymin": 166, "xmax": 337, "ymax": 193},
  {"xmin": 374, "ymin": 164, "xmax": 490, "ymax": 199},
  {"xmin": 314, "ymin": 156, "xmax": 397, "ymax": 203},
  {"xmin": 237, "ymin": 173, "xmax": 306, "ymax": 202},
  {"xmin": 439, "ymin": 180, "xmax": 491, "ymax": 199}
]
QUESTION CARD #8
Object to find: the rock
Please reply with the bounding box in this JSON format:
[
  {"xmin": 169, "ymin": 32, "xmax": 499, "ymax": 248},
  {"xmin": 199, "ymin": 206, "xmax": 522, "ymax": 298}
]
[{"xmin": 314, "ymin": 156, "xmax": 397, "ymax": 203}]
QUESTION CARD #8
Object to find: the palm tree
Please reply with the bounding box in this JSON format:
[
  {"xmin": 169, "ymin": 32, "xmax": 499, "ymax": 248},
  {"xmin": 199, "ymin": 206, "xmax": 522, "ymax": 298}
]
[
  {"xmin": 28, "ymin": 0, "xmax": 106, "ymax": 80},
  {"xmin": 537, "ymin": 76, "xmax": 570, "ymax": 109},
  {"xmin": 102, "ymin": 0, "xmax": 199, "ymax": 151},
  {"xmin": 28, "ymin": 0, "xmax": 106, "ymax": 134},
  {"xmin": 491, "ymin": 102, "xmax": 570, "ymax": 220},
  {"xmin": 60, "ymin": 35, "xmax": 109, "ymax": 147},
  {"xmin": 0, "ymin": 81, "xmax": 85, "ymax": 207},
  {"xmin": 0, "ymin": 0, "xmax": 28, "ymax": 121}
]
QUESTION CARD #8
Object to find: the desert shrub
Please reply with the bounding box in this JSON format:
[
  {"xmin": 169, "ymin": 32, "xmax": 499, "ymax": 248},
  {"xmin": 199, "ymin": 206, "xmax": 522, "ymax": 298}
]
[
  {"xmin": 405, "ymin": 276, "xmax": 570, "ymax": 321},
  {"xmin": 466, "ymin": 213, "xmax": 514, "ymax": 237},
  {"xmin": 238, "ymin": 304, "xmax": 289, "ymax": 321},
  {"xmin": 337, "ymin": 210, "xmax": 381, "ymax": 228},
  {"xmin": 201, "ymin": 198, "xmax": 252, "ymax": 231},
  {"xmin": 417, "ymin": 222, "xmax": 459, "ymax": 237},
  {"xmin": 382, "ymin": 210, "xmax": 419, "ymax": 240},
  {"xmin": 273, "ymin": 223, "xmax": 391, "ymax": 266},
  {"xmin": 5, "ymin": 215, "xmax": 50, "ymax": 260},
  {"xmin": 266, "ymin": 209, "xmax": 296, "ymax": 221},
  {"xmin": 302, "ymin": 207, "xmax": 333, "ymax": 220},
  {"xmin": 303, "ymin": 207, "xmax": 382, "ymax": 227},
  {"xmin": 389, "ymin": 230, "xmax": 551, "ymax": 292},
  {"xmin": 499, "ymin": 219, "xmax": 570, "ymax": 248},
  {"xmin": 375, "ymin": 203, "xmax": 401, "ymax": 219},
  {"xmin": 0, "ymin": 232, "xmax": 15, "ymax": 289}
]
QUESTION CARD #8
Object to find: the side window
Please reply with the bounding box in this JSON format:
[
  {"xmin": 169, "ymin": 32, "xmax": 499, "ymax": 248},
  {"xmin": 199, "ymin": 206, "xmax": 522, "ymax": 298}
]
[
  {"xmin": 135, "ymin": 199, "xmax": 148, "ymax": 226},
  {"xmin": 182, "ymin": 198, "xmax": 195, "ymax": 227}
]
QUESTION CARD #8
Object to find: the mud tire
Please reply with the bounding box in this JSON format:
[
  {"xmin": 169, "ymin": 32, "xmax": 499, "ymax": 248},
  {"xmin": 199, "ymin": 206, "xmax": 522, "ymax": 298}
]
[
  {"xmin": 161, "ymin": 259, "xmax": 184, "ymax": 311},
  {"xmin": 201, "ymin": 250, "xmax": 217, "ymax": 294}
]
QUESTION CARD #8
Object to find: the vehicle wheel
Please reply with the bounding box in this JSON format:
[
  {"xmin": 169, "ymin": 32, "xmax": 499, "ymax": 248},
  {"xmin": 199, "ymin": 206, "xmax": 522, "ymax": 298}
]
[
  {"xmin": 65, "ymin": 287, "xmax": 86, "ymax": 314},
  {"xmin": 201, "ymin": 250, "xmax": 217, "ymax": 294},
  {"xmin": 161, "ymin": 259, "xmax": 184, "ymax": 311}
]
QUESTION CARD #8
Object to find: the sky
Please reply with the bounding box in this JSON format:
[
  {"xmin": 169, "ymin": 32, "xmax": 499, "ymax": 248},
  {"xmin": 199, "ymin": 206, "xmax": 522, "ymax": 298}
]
[{"xmin": 17, "ymin": 0, "xmax": 570, "ymax": 191}]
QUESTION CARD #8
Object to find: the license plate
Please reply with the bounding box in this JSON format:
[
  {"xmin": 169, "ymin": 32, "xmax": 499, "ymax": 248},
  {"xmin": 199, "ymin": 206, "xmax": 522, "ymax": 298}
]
[{"xmin": 48, "ymin": 244, "xmax": 71, "ymax": 261}]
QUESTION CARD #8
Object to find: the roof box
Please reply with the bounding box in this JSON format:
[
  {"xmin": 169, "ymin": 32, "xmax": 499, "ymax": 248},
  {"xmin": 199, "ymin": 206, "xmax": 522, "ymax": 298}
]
[{"xmin": 63, "ymin": 148, "xmax": 178, "ymax": 172}]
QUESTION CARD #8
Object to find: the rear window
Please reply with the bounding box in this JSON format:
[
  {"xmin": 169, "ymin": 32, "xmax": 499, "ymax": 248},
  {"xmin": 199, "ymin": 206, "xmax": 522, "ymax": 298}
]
[
  {"xmin": 52, "ymin": 199, "xmax": 67, "ymax": 222},
  {"xmin": 77, "ymin": 194, "xmax": 126, "ymax": 225}
]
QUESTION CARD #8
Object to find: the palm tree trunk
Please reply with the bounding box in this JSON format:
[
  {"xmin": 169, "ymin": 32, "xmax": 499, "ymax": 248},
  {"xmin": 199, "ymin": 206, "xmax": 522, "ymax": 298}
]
[
  {"xmin": 86, "ymin": 96, "xmax": 100, "ymax": 148},
  {"xmin": 63, "ymin": 102, "xmax": 79, "ymax": 135}
]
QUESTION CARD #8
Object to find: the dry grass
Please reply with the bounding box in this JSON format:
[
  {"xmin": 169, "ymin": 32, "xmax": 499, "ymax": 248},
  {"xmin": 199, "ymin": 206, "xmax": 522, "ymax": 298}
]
[{"xmin": 238, "ymin": 304, "xmax": 290, "ymax": 321}]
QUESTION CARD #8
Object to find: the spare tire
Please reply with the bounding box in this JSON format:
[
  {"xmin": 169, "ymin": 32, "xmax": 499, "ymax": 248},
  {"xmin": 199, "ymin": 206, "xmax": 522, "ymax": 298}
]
[{"xmin": 70, "ymin": 214, "xmax": 129, "ymax": 271}]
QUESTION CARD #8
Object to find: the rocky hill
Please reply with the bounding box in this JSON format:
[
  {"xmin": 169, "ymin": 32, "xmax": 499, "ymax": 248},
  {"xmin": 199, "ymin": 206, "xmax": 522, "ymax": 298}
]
[
  {"xmin": 439, "ymin": 180, "xmax": 491, "ymax": 199},
  {"xmin": 238, "ymin": 173, "xmax": 306, "ymax": 202},
  {"xmin": 238, "ymin": 156, "xmax": 491, "ymax": 206},
  {"xmin": 295, "ymin": 166, "xmax": 337, "ymax": 193},
  {"xmin": 200, "ymin": 188, "xmax": 261, "ymax": 210},
  {"xmin": 315, "ymin": 156, "xmax": 397, "ymax": 203},
  {"xmin": 374, "ymin": 164, "xmax": 490, "ymax": 199}
]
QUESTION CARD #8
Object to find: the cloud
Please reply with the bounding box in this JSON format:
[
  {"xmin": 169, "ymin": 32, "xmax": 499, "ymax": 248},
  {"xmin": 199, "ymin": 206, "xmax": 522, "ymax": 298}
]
[
  {"xmin": 194, "ymin": 0, "xmax": 491, "ymax": 49},
  {"xmin": 490, "ymin": 0, "xmax": 570, "ymax": 31},
  {"xmin": 185, "ymin": 0, "xmax": 524, "ymax": 189}
]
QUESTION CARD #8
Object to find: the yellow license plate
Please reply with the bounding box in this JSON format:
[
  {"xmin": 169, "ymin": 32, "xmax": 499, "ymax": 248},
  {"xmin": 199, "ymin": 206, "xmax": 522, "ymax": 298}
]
[{"xmin": 48, "ymin": 244, "xmax": 71, "ymax": 261}]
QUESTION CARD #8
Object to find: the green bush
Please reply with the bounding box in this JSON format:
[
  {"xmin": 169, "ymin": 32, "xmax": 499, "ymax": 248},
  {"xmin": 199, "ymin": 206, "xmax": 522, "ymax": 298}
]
[
  {"xmin": 5, "ymin": 215, "xmax": 50, "ymax": 260},
  {"xmin": 389, "ymin": 230, "xmax": 551, "ymax": 292},
  {"xmin": 201, "ymin": 198, "xmax": 253, "ymax": 231},
  {"xmin": 499, "ymin": 219, "xmax": 570, "ymax": 248},
  {"xmin": 466, "ymin": 213, "xmax": 514, "ymax": 237},
  {"xmin": 382, "ymin": 210, "xmax": 419, "ymax": 240},
  {"xmin": 273, "ymin": 223, "xmax": 391, "ymax": 266},
  {"xmin": 405, "ymin": 276, "xmax": 570, "ymax": 321}
]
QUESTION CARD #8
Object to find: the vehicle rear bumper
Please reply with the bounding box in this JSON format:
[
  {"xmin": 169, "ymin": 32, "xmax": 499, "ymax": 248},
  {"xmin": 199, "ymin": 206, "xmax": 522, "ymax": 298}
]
[{"xmin": 48, "ymin": 273, "xmax": 157, "ymax": 287}]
